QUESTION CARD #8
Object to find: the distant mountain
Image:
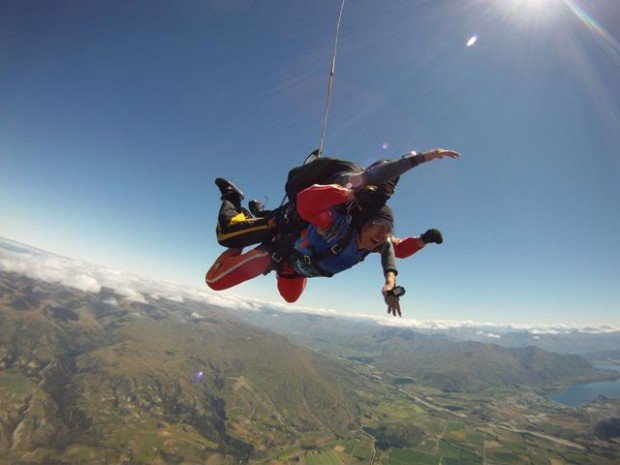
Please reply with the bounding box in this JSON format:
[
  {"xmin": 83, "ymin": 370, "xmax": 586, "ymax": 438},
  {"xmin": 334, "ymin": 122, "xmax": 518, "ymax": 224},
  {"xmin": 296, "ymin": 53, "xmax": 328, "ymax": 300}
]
[
  {"xmin": 0, "ymin": 272, "xmax": 365, "ymax": 464},
  {"xmin": 358, "ymin": 328, "xmax": 604, "ymax": 392},
  {"xmin": 583, "ymin": 350, "xmax": 620, "ymax": 362},
  {"xmin": 234, "ymin": 311, "xmax": 614, "ymax": 393},
  {"xmin": 440, "ymin": 327, "xmax": 620, "ymax": 356}
]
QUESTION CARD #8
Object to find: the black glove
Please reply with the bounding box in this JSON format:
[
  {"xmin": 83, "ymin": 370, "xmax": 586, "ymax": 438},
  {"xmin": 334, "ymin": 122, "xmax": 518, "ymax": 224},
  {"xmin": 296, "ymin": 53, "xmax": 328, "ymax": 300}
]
[{"xmin": 421, "ymin": 229, "xmax": 443, "ymax": 244}]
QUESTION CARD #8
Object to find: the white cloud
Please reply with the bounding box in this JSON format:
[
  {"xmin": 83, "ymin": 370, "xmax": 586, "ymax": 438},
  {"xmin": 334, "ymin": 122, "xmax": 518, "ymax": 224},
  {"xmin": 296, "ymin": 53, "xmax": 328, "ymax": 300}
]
[
  {"xmin": 113, "ymin": 286, "xmax": 147, "ymax": 303},
  {"xmin": 0, "ymin": 237, "xmax": 253, "ymax": 311},
  {"xmin": 64, "ymin": 274, "xmax": 101, "ymax": 293},
  {"xmin": 0, "ymin": 236, "xmax": 618, "ymax": 334},
  {"xmin": 476, "ymin": 330, "xmax": 501, "ymax": 339}
]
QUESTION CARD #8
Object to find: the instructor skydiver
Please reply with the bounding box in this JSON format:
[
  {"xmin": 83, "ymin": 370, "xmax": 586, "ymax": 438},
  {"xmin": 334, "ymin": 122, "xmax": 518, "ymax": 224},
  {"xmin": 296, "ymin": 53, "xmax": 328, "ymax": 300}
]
[{"xmin": 205, "ymin": 148, "xmax": 459, "ymax": 315}]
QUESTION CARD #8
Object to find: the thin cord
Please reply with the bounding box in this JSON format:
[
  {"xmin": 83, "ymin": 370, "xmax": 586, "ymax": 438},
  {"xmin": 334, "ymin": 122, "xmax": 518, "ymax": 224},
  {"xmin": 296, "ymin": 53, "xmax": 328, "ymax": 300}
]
[{"xmin": 318, "ymin": 0, "xmax": 347, "ymax": 157}]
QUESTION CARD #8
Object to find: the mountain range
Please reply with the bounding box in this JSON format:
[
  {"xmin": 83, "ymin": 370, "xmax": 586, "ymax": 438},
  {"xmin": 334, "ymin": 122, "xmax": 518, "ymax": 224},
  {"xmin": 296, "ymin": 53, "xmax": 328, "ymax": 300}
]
[
  {"xmin": 233, "ymin": 310, "xmax": 615, "ymax": 393},
  {"xmin": 0, "ymin": 272, "xmax": 365, "ymax": 464},
  {"xmin": 1, "ymin": 237, "xmax": 618, "ymax": 464}
]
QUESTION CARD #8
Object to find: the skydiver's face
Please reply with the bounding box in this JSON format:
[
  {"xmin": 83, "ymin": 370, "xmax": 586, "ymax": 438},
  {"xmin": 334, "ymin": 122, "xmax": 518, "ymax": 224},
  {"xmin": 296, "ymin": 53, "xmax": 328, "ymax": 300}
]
[{"xmin": 357, "ymin": 221, "xmax": 391, "ymax": 251}]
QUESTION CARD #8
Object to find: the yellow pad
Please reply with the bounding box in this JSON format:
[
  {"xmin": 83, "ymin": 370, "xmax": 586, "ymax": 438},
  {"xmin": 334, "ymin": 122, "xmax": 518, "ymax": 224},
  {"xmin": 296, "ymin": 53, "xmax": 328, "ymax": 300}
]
[{"xmin": 228, "ymin": 212, "xmax": 249, "ymax": 225}]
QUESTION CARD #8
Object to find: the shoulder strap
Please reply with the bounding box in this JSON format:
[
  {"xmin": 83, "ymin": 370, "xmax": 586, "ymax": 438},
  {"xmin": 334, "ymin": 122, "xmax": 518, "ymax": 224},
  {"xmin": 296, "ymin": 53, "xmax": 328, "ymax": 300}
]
[
  {"xmin": 270, "ymin": 201, "xmax": 370, "ymax": 277},
  {"xmin": 268, "ymin": 203, "xmax": 307, "ymax": 268}
]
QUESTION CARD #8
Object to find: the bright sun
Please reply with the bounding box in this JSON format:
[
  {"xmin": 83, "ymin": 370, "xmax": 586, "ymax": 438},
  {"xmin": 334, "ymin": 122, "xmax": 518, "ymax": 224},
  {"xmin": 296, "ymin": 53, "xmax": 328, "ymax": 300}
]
[
  {"xmin": 514, "ymin": 0, "xmax": 549, "ymax": 6},
  {"xmin": 503, "ymin": 0, "xmax": 561, "ymax": 22}
]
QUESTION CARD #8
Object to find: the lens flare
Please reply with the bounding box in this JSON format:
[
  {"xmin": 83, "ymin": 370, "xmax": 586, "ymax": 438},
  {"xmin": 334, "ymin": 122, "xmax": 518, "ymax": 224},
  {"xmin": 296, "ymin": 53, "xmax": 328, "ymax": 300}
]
[
  {"xmin": 489, "ymin": 0, "xmax": 620, "ymax": 129},
  {"xmin": 382, "ymin": 142, "xmax": 389, "ymax": 150},
  {"xmin": 557, "ymin": 0, "xmax": 620, "ymax": 129},
  {"xmin": 467, "ymin": 35, "xmax": 478, "ymax": 47},
  {"xmin": 563, "ymin": 0, "xmax": 620, "ymax": 64},
  {"xmin": 193, "ymin": 371, "xmax": 204, "ymax": 382}
]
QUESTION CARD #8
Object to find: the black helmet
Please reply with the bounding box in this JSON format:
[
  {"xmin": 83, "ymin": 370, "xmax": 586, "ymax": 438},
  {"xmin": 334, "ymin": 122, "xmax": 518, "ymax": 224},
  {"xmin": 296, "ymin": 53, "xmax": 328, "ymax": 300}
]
[{"xmin": 366, "ymin": 205, "xmax": 394, "ymax": 233}]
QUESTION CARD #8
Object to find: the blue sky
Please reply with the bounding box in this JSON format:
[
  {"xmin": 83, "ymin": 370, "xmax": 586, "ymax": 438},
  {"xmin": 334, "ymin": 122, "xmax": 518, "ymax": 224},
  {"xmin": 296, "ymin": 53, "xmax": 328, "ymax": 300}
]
[{"xmin": 1, "ymin": 0, "xmax": 619, "ymax": 325}]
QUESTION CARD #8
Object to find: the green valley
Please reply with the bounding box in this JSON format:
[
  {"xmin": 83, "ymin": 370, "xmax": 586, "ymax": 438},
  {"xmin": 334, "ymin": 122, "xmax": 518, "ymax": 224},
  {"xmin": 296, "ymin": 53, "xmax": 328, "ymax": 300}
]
[{"xmin": 1, "ymin": 270, "xmax": 618, "ymax": 464}]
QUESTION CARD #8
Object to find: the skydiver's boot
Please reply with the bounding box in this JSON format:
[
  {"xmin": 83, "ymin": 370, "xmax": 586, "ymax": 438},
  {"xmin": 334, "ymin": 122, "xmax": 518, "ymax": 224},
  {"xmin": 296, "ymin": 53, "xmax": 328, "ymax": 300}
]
[
  {"xmin": 215, "ymin": 180, "xmax": 274, "ymax": 249},
  {"xmin": 215, "ymin": 178, "xmax": 245, "ymax": 207},
  {"xmin": 248, "ymin": 199, "xmax": 264, "ymax": 217}
]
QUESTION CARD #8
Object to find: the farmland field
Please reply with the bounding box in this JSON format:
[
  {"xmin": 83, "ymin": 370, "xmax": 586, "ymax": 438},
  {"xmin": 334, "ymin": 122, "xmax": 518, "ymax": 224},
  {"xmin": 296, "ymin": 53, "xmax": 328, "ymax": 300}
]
[{"xmin": 306, "ymin": 450, "xmax": 342, "ymax": 465}]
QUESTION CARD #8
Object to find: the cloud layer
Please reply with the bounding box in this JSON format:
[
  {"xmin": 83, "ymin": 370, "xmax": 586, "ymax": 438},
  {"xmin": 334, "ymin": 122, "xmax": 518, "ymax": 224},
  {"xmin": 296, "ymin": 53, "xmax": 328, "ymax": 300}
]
[{"xmin": 0, "ymin": 237, "xmax": 617, "ymax": 334}]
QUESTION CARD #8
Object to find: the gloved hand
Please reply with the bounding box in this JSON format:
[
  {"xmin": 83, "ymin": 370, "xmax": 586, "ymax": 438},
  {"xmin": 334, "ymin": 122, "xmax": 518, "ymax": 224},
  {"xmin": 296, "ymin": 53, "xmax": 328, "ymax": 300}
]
[
  {"xmin": 421, "ymin": 229, "xmax": 443, "ymax": 244},
  {"xmin": 382, "ymin": 284, "xmax": 402, "ymax": 317}
]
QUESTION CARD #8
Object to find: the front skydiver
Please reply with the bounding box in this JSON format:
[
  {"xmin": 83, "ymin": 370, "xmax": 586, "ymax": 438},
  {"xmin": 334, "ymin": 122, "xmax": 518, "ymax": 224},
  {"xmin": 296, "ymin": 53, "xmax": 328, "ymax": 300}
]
[{"xmin": 205, "ymin": 148, "xmax": 459, "ymax": 315}]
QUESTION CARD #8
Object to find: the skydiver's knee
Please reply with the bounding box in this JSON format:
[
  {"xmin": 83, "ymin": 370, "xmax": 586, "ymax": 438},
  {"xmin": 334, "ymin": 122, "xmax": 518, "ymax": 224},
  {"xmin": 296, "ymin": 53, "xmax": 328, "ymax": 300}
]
[
  {"xmin": 205, "ymin": 272, "xmax": 232, "ymax": 291},
  {"xmin": 205, "ymin": 254, "xmax": 238, "ymax": 291},
  {"xmin": 206, "ymin": 248, "xmax": 270, "ymax": 292},
  {"xmin": 277, "ymin": 274, "xmax": 307, "ymax": 303},
  {"xmin": 280, "ymin": 292, "xmax": 300, "ymax": 303},
  {"xmin": 206, "ymin": 280, "xmax": 223, "ymax": 291}
]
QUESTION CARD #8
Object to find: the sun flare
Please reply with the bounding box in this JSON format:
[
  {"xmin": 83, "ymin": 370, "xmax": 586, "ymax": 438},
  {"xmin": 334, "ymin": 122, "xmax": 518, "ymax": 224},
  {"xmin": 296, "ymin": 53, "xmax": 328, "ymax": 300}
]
[{"xmin": 504, "ymin": 0, "xmax": 560, "ymax": 21}]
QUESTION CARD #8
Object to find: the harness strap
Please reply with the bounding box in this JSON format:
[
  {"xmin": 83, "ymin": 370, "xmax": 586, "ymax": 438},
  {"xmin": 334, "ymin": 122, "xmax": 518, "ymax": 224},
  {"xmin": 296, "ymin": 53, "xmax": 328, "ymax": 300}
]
[
  {"xmin": 298, "ymin": 249, "xmax": 335, "ymax": 278},
  {"xmin": 308, "ymin": 227, "xmax": 354, "ymax": 263},
  {"xmin": 268, "ymin": 200, "xmax": 370, "ymax": 278}
]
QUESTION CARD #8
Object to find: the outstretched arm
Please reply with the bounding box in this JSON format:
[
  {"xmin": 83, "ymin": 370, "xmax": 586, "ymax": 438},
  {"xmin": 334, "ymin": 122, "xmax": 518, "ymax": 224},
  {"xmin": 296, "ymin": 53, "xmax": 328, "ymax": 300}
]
[
  {"xmin": 362, "ymin": 148, "xmax": 460, "ymax": 188},
  {"xmin": 393, "ymin": 229, "xmax": 443, "ymax": 259},
  {"xmin": 379, "ymin": 242, "xmax": 402, "ymax": 317},
  {"xmin": 422, "ymin": 148, "xmax": 460, "ymax": 161},
  {"xmin": 392, "ymin": 237, "xmax": 425, "ymax": 259}
]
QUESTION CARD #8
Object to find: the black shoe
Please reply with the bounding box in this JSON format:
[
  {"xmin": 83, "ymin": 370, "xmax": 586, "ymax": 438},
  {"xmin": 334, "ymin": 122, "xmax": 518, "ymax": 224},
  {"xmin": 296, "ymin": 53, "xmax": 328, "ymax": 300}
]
[
  {"xmin": 215, "ymin": 178, "xmax": 244, "ymax": 201},
  {"xmin": 248, "ymin": 199, "xmax": 264, "ymax": 216}
]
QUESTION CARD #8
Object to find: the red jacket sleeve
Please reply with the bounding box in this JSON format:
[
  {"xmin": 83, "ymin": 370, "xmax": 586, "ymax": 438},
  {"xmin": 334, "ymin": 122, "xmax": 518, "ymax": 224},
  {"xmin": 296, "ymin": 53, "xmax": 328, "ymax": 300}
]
[
  {"xmin": 296, "ymin": 184, "xmax": 351, "ymax": 230},
  {"xmin": 393, "ymin": 237, "xmax": 425, "ymax": 259}
]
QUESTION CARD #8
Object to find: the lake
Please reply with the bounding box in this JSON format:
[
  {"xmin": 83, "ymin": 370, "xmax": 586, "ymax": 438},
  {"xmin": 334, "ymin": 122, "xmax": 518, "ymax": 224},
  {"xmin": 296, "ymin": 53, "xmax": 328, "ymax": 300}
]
[{"xmin": 550, "ymin": 363, "xmax": 620, "ymax": 408}]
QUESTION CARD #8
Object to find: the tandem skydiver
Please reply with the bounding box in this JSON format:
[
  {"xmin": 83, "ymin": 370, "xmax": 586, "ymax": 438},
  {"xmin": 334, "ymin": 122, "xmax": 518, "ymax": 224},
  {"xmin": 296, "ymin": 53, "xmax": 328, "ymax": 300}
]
[{"xmin": 205, "ymin": 148, "xmax": 460, "ymax": 316}]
